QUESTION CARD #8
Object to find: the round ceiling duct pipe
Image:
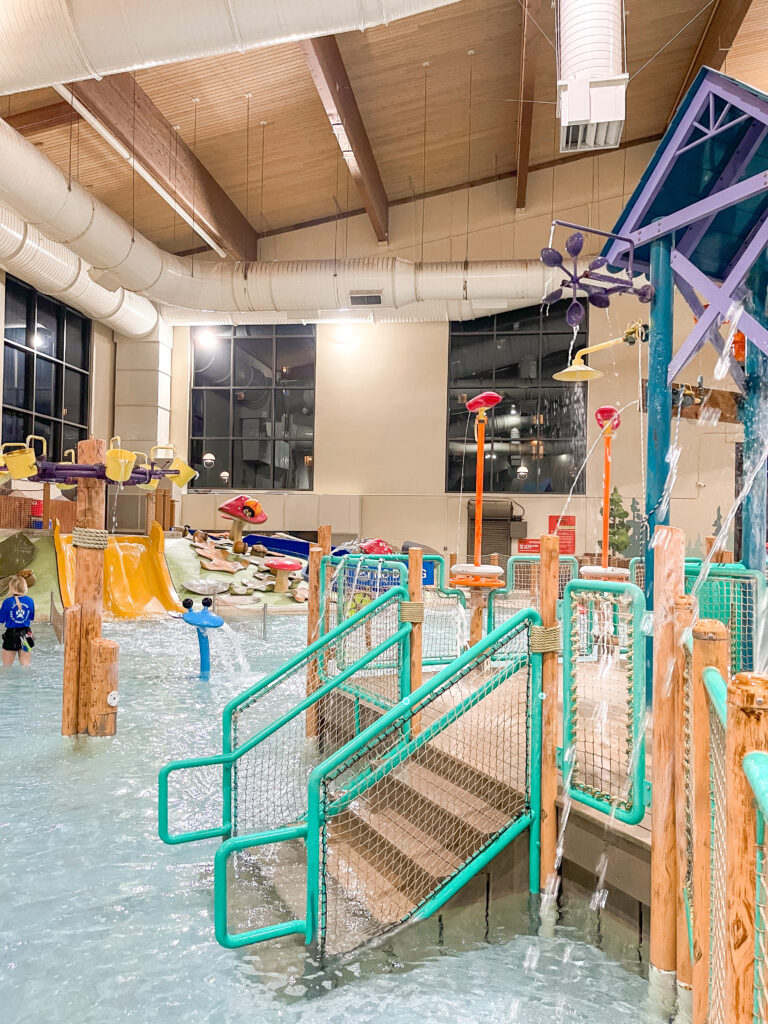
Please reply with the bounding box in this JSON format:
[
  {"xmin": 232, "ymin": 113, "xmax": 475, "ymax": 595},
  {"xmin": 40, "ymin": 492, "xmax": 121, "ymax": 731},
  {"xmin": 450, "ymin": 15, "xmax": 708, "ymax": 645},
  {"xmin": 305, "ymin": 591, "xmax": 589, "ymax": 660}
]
[
  {"xmin": 0, "ymin": 0, "xmax": 463, "ymax": 95},
  {"xmin": 0, "ymin": 205, "xmax": 159, "ymax": 337}
]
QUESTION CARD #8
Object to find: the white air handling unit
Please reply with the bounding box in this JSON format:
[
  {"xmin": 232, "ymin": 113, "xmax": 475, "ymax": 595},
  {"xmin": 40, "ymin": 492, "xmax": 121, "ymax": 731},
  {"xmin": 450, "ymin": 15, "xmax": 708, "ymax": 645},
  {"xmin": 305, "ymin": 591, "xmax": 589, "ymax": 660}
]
[{"xmin": 557, "ymin": 0, "xmax": 628, "ymax": 153}]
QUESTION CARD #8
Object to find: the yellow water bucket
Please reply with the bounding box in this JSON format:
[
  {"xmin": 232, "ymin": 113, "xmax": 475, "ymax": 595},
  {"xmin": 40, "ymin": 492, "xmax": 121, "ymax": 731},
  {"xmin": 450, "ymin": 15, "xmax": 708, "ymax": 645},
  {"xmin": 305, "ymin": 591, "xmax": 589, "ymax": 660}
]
[
  {"xmin": 2, "ymin": 435, "xmax": 45, "ymax": 479},
  {"xmin": 167, "ymin": 455, "xmax": 197, "ymax": 489},
  {"xmin": 105, "ymin": 436, "xmax": 137, "ymax": 482},
  {"xmin": 0, "ymin": 457, "xmax": 10, "ymax": 484},
  {"xmin": 135, "ymin": 451, "xmax": 159, "ymax": 491},
  {"xmin": 57, "ymin": 449, "xmax": 77, "ymax": 491}
]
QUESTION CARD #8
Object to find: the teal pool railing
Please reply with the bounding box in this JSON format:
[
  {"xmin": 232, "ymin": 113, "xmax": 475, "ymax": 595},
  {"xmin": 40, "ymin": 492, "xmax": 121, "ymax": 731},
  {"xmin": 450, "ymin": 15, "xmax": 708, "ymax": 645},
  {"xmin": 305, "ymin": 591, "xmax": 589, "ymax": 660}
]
[
  {"xmin": 561, "ymin": 579, "xmax": 647, "ymax": 825},
  {"xmin": 687, "ymin": 564, "xmax": 765, "ymax": 675},
  {"xmin": 320, "ymin": 554, "xmax": 467, "ymax": 665},
  {"xmin": 162, "ymin": 607, "xmax": 542, "ymax": 953},
  {"xmin": 158, "ymin": 586, "xmax": 410, "ymax": 845},
  {"xmin": 487, "ymin": 555, "xmax": 579, "ymax": 634}
]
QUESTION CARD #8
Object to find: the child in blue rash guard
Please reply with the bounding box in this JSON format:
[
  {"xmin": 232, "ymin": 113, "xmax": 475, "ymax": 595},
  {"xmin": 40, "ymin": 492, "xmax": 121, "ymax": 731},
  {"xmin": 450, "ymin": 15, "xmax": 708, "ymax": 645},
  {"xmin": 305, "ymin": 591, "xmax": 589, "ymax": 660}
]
[{"xmin": 0, "ymin": 575, "xmax": 35, "ymax": 667}]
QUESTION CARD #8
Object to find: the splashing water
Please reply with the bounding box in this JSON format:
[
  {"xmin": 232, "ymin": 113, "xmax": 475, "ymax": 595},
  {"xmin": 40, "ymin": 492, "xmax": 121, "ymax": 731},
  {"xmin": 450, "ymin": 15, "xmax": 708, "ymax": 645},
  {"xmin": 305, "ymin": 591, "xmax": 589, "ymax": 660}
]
[{"xmin": 714, "ymin": 300, "xmax": 744, "ymax": 381}]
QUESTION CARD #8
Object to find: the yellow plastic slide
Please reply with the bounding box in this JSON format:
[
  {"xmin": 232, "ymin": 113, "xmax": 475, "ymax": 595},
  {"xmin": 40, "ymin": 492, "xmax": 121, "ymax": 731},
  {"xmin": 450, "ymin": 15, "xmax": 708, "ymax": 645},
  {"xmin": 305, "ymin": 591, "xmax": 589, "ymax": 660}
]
[{"xmin": 54, "ymin": 521, "xmax": 182, "ymax": 619}]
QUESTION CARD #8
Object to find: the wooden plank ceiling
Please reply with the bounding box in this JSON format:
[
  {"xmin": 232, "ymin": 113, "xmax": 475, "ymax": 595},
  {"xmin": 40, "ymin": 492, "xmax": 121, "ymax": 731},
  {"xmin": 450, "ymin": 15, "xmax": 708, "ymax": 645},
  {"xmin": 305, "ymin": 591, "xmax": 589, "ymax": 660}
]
[{"xmin": 0, "ymin": 0, "xmax": 759, "ymax": 256}]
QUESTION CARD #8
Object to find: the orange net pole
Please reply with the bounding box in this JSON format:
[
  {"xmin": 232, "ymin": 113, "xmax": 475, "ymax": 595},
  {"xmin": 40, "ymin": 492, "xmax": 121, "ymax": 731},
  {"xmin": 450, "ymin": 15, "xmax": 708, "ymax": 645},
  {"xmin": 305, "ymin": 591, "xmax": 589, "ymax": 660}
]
[{"xmin": 474, "ymin": 411, "xmax": 486, "ymax": 566}]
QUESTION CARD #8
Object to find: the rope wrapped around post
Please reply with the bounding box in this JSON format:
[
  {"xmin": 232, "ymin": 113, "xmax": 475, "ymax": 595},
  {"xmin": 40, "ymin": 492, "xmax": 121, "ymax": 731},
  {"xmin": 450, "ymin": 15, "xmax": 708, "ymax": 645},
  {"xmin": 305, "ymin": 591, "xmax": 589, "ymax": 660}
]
[
  {"xmin": 529, "ymin": 624, "xmax": 560, "ymax": 654},
  {"xmin": 72, "ymin": 527, "xmax": 109, "ymax": 549},
  {"xmin": 400, "ymin": 601, "xmax": 425, "ymax": 624}
]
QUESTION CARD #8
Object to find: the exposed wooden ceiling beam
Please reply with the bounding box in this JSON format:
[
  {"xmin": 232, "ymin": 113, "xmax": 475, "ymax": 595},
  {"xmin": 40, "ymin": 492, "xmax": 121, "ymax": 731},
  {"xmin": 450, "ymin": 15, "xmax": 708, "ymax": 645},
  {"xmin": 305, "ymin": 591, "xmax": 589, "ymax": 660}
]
[
  {"xmin": 514, "ymin": 0, "xmax": 539, "ymax": 209},
  {"xmin": 7, "ymin": 100, "xmax": 79, "ymax": 136},
  {"xmin": 670, "ymin": 0, "xmax": 755, "ymax": 117},
  {"xmin": 300, "ymin": 36, "xmax": 389, "ymax": 242},
  {"xmin": 66, "ymin": 75, "xmax": 259, "ymax": 261}
]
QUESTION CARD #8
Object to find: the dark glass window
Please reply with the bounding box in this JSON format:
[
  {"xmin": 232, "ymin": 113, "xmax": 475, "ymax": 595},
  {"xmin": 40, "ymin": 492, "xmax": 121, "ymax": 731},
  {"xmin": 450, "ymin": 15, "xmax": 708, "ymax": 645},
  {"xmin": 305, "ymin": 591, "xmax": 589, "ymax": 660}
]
[
  {"xmin": 446, "ymin": 303, "xmax": 587, "ymax": 494},
  {"xmin": 189, "ymin": 326, "xmax": 315, "ymax": 490},
  {"xmin": 2, "ymin": 277, "xmax": 91, "ymax": 460}
]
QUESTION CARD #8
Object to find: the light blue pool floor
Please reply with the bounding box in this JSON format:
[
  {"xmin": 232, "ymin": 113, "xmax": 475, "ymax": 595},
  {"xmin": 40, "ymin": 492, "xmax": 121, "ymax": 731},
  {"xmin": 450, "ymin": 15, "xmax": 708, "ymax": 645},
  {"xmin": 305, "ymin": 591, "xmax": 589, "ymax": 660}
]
[{"xmin": 0, "ymin": 617, "xmax": 656, "ymax": 1024}]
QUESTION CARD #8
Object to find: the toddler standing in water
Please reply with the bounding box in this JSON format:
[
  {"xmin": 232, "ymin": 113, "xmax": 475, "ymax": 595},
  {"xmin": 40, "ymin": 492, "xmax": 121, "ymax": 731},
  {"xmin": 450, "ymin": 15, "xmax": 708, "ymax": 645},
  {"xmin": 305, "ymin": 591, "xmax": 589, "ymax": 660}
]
[{"xmin": 1, "ymin": 576, "xmax": 35, "ymax": 667}]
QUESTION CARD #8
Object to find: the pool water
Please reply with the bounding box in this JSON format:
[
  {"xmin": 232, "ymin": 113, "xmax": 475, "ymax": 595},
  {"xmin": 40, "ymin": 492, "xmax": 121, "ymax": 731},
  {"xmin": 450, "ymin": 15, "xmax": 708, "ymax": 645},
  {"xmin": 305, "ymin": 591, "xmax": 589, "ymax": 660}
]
[{"xmin": 0, "ymin": 617, "xmax": 656, "ymax": 1023}]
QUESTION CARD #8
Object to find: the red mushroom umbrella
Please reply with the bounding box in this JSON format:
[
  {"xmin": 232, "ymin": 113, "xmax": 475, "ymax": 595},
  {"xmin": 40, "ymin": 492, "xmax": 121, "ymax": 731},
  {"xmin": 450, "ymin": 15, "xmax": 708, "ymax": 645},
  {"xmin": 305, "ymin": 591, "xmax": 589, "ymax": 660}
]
[
  {"xmin": 217, "ymin": 495, "xmax": 268, "ymax": 525},
  {"xmin": 263, "ymin": 556, "xmax": 302, "ymax": 594}
]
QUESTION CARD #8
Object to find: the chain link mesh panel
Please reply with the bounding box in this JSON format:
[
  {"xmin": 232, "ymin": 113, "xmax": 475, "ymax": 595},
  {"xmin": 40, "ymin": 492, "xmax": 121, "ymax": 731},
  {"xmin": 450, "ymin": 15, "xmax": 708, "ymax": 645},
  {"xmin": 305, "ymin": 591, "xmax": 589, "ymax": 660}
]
[
  {"xmin": 323, "ymin": 555, "xmax": 467, "ymax": 666},
  {"xmin": 488, "ymin": 556, "xmax": 578, "ymax": 635},
  {"xmin": 686, "ymin": 566, "xmax": 765, "ymax": 675},
  {"xmin": 708, "ymin": 697, "xmax": 727, "ymax": 1024},
  {"xmin": 682, "ymin": 644, "xmax": 695, "ymax": 950},
  {"xmin": 562, "ymin": 582, "xmax": 646, "ymax": 824},
  {"xmin": 313, "ymin": 618, "xmax": 536, "ymax": 955},
  {"xmin": 225, "ymin": 591, "xmax": 407, "ymax": 837}
]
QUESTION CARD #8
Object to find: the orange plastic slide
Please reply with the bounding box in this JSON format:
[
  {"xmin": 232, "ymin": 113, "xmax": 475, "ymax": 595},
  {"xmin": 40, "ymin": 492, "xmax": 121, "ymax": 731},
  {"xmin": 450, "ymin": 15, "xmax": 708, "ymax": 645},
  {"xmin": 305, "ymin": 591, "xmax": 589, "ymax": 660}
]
[{"xmin": 54, "ymin": 521, "xmax": 182, "ymax": 619}]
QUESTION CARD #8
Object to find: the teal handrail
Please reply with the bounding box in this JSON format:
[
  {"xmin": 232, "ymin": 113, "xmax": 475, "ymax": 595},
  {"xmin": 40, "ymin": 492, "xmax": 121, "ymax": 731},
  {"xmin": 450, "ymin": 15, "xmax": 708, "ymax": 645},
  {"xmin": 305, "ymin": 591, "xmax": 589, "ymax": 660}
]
[
  {"xmin": 212, "ymin": 608, "xmax": 542, "ymax": 951},
  {"xmin": 158, "ymin": 586, "xmax": 410, "ymax": 845},
  {"xmin": 744, "ymin": 751, "xmax": 768, "ymax": 820},
  {"xmin": 702, "ymin": 666, "xmax": 728, "ymax": 727},
  {"xmin": 303, "ymin": 608, "xmax": 542, "ymax": 946}
]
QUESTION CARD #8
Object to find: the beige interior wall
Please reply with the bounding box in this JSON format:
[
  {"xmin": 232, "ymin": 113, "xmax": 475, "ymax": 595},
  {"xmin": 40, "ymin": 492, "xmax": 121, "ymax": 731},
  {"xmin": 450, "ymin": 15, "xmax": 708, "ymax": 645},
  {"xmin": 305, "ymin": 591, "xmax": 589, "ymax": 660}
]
[
  {"xmin": 313, "ymin": 321, "xmax": 448, "ymax": 495},
  {"xmin": 155, "ymin": 137, "xmax": 741, "ymax": 554},
  {"xmin": 89, "ymin": 321, "xmax": 115, "ymax": 442}
]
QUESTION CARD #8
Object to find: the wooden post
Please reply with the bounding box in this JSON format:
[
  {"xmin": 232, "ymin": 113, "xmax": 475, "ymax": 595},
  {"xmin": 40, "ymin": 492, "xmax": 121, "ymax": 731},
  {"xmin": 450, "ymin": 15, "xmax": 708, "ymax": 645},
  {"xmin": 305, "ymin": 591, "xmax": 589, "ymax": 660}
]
[
  {"xmin": 725, "ymin": 672, "xmax": 768, "ymax": 1024},
  {"xmin": 74, "ymin": 438, "xmax": 107, "ymax": 734},
  {"xmin": 539, "ymin": 534, "xmax": 559, "ymax": 890},
  {"xmin": 408, "ymin": 548, "xmax": 423, "ymax": 732},
  {"xmin": 469, "ymin": 589, "xmax": 485, "ymax": 646},
  {"xmin": 145, "ymin": 492, "xmax": 155, "ymax": 535},
  {"xmin": 42, "ymin": 481, "xmax": 51, "ymax": 531},
  {"xmin": 673, "ymin": 594, "xmax": 695, "ymax": 1004},
  {"xmin": 61, "ymin": 604, "xmax": 82, "ymax": 736},
  {"xmin": 168, "ymin": 497, "xmax": 176, "ymax": 531},
  {"xmin": 650, "ymin": 525, "xmax": 685, "ymax": 994},
  {"xmin": 306, "ymin": 545, "xmax": 322, "ymax": 739},
  {"xmin": 317, "ymin": 524, "xmax": 332, "ymax": 633},
  {"xmin": 691, "ymin": 619, "xmax": 730, "ymax": 1024},
  {"xmin": 88, "ymin": 638, "xmax": 119, "ymax": 736},
  {"xmin": 449, "ymin": 552, "xmax": 457, "ymax": 570}
]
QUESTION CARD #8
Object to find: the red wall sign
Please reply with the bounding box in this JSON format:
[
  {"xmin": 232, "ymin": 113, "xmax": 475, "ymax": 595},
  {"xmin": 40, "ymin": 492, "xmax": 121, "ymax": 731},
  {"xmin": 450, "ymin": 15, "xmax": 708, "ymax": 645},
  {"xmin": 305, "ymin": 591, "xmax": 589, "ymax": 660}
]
[
  {"xmin": 517, "ymin": 538, "xmax": 541, "ymax": 554},
  {"xmin": 548, "ymin": 514, "xmax": 576, "ymax": 555}
]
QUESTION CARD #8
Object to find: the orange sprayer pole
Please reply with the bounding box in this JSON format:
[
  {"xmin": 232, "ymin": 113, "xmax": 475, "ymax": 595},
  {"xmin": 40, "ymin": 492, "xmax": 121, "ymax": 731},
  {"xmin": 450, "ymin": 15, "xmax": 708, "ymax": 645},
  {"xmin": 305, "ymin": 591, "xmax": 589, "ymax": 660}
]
[
  {"xmin": 474, "ymin": 409, "xmax": 486, "ymax": 567},
  {"xmin": 601, "ymin": 427, "xmax": 612, "ymax": 569},
  {"xmin": 595, "ymin": 406, "xmax": 621, "ymax": 570}
]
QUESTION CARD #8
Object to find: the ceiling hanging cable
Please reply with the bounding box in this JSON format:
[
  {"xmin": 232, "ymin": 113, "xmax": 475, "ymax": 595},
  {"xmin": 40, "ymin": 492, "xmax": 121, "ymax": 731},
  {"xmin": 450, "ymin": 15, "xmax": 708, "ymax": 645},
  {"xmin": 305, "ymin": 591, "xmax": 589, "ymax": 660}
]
[
  {"xmin": 244, "ymin": 92, "xmax": 252, "ymax": 260},
  {"xmin": 464, "ymin": 50, "xmax": 475, "ymax": 266},
  {"xmin": 258, "ymin": 120, "xmax": 266, "ymax": 237},
  {"xmin": 191, "ymin": 96, "xmax": 199, "ymax": 271},
  {"xmin": 131, "ymin": 73, "xmax": 137, "ymax": 243},
  {"xmin": 420, "ymin": 61, "xmax": 429, "ymax": 265}
]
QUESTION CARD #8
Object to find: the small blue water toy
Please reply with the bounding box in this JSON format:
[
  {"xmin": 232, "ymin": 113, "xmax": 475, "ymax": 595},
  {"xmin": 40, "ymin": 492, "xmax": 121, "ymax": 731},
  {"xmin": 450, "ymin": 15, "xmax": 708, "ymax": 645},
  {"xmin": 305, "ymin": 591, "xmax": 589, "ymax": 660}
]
[{"xmin": 181, "ymin": 597, "xmax": 224, "ymax": 680}]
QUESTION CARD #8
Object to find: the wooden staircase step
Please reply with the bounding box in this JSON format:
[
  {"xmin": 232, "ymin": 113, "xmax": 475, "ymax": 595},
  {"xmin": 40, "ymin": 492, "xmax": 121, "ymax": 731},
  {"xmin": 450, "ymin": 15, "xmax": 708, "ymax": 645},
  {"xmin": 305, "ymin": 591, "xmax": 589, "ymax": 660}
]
[
  {"xmin": 326, "ymin": 839, "xmax": 413, "ymax": 925},
  {"xmin": 344, "ymin": 801, "xmax": 463, "ymax": 881},
  {"xmin": 416, "ymin": 745, "xmax": 525, "ymax": 815},
  {"xmin": 391, "ymin": 761, "xmax": 508, "ymax": 836}
]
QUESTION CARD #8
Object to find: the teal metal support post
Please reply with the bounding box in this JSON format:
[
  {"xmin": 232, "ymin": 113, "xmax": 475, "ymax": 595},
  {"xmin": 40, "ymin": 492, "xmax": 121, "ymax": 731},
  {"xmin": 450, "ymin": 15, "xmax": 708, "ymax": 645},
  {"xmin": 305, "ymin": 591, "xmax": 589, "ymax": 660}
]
[
  {"xmin": 741, "ymin": 340, "xmax": 768, "ymax": 571},
  {"xmin": 645, "ymin": 236, "xmax": 674, "ymax": 700}
]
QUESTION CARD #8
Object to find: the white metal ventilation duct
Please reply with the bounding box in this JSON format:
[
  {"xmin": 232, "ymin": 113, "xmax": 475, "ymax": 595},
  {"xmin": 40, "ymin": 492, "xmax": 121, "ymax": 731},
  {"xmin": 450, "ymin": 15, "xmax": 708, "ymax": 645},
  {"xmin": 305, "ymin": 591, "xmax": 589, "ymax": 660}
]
[
  {"xmin": 158, "ymin": 300, "xmax": 511, "ymax": 326},
  {"xmin": 0, "ymin": 115, "xmax": 555, "ymax": 320},
  {"xmin": 0, "ymin": 0, "xmax": 462, "ymax": 95},
  {"xmin": 0, "ymin": 205, "xmax": 158, "ymax": 337},
  {"xmin": 557, "ymin": 0, "xmax": 628, "ymax": 153}
]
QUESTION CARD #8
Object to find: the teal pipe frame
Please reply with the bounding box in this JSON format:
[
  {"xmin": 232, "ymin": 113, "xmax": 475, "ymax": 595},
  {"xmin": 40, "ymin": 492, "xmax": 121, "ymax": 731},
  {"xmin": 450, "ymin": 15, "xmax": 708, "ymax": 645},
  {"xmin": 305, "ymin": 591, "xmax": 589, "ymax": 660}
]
[
  {"xmin": 646, "ymin": 236, "xmax": 674, "ymax": 702},
  {"xmin": 702, "ymin": 665, "xmax": 728, "ymax": 727},
  {"xmin": 158, "ymin": 588, "xmax": 411, "ymax": 845},
  {"xmin": 487, "ymin": 555, "xmax": 579, "ymax": 633},
  {"xmin": 304, "ymin": 608, "xmax": 543, "ymax": 946},
  {"xmin": 744, "ymin": 751, "xmax": 768, "ymax": 821},
  {"xmin": 213, "ymin": 825, "xmax": 308, "ymax": 948},
  {"xmin": 741, "ymin": 341, "xmax": 768, "ymax": 571},
  {"xmin": 561, "ymin": 579, "xmax": 647, "ymax": 825}
]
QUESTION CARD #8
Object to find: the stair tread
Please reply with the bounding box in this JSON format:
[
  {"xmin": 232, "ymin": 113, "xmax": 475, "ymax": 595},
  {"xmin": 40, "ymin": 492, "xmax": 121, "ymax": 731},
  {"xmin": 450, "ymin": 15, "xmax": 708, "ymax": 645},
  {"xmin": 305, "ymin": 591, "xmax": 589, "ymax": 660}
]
[
  {"xmin": 392, "ymin": 761, "xmax": 508, "ymax": 835},
  {"xmin": 349, "ymin": 801, "xmax": 463, "ymax": 879},
  {"xmin": 327, "ymin": 838, "xmax": 413, "ymax": 924}
]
